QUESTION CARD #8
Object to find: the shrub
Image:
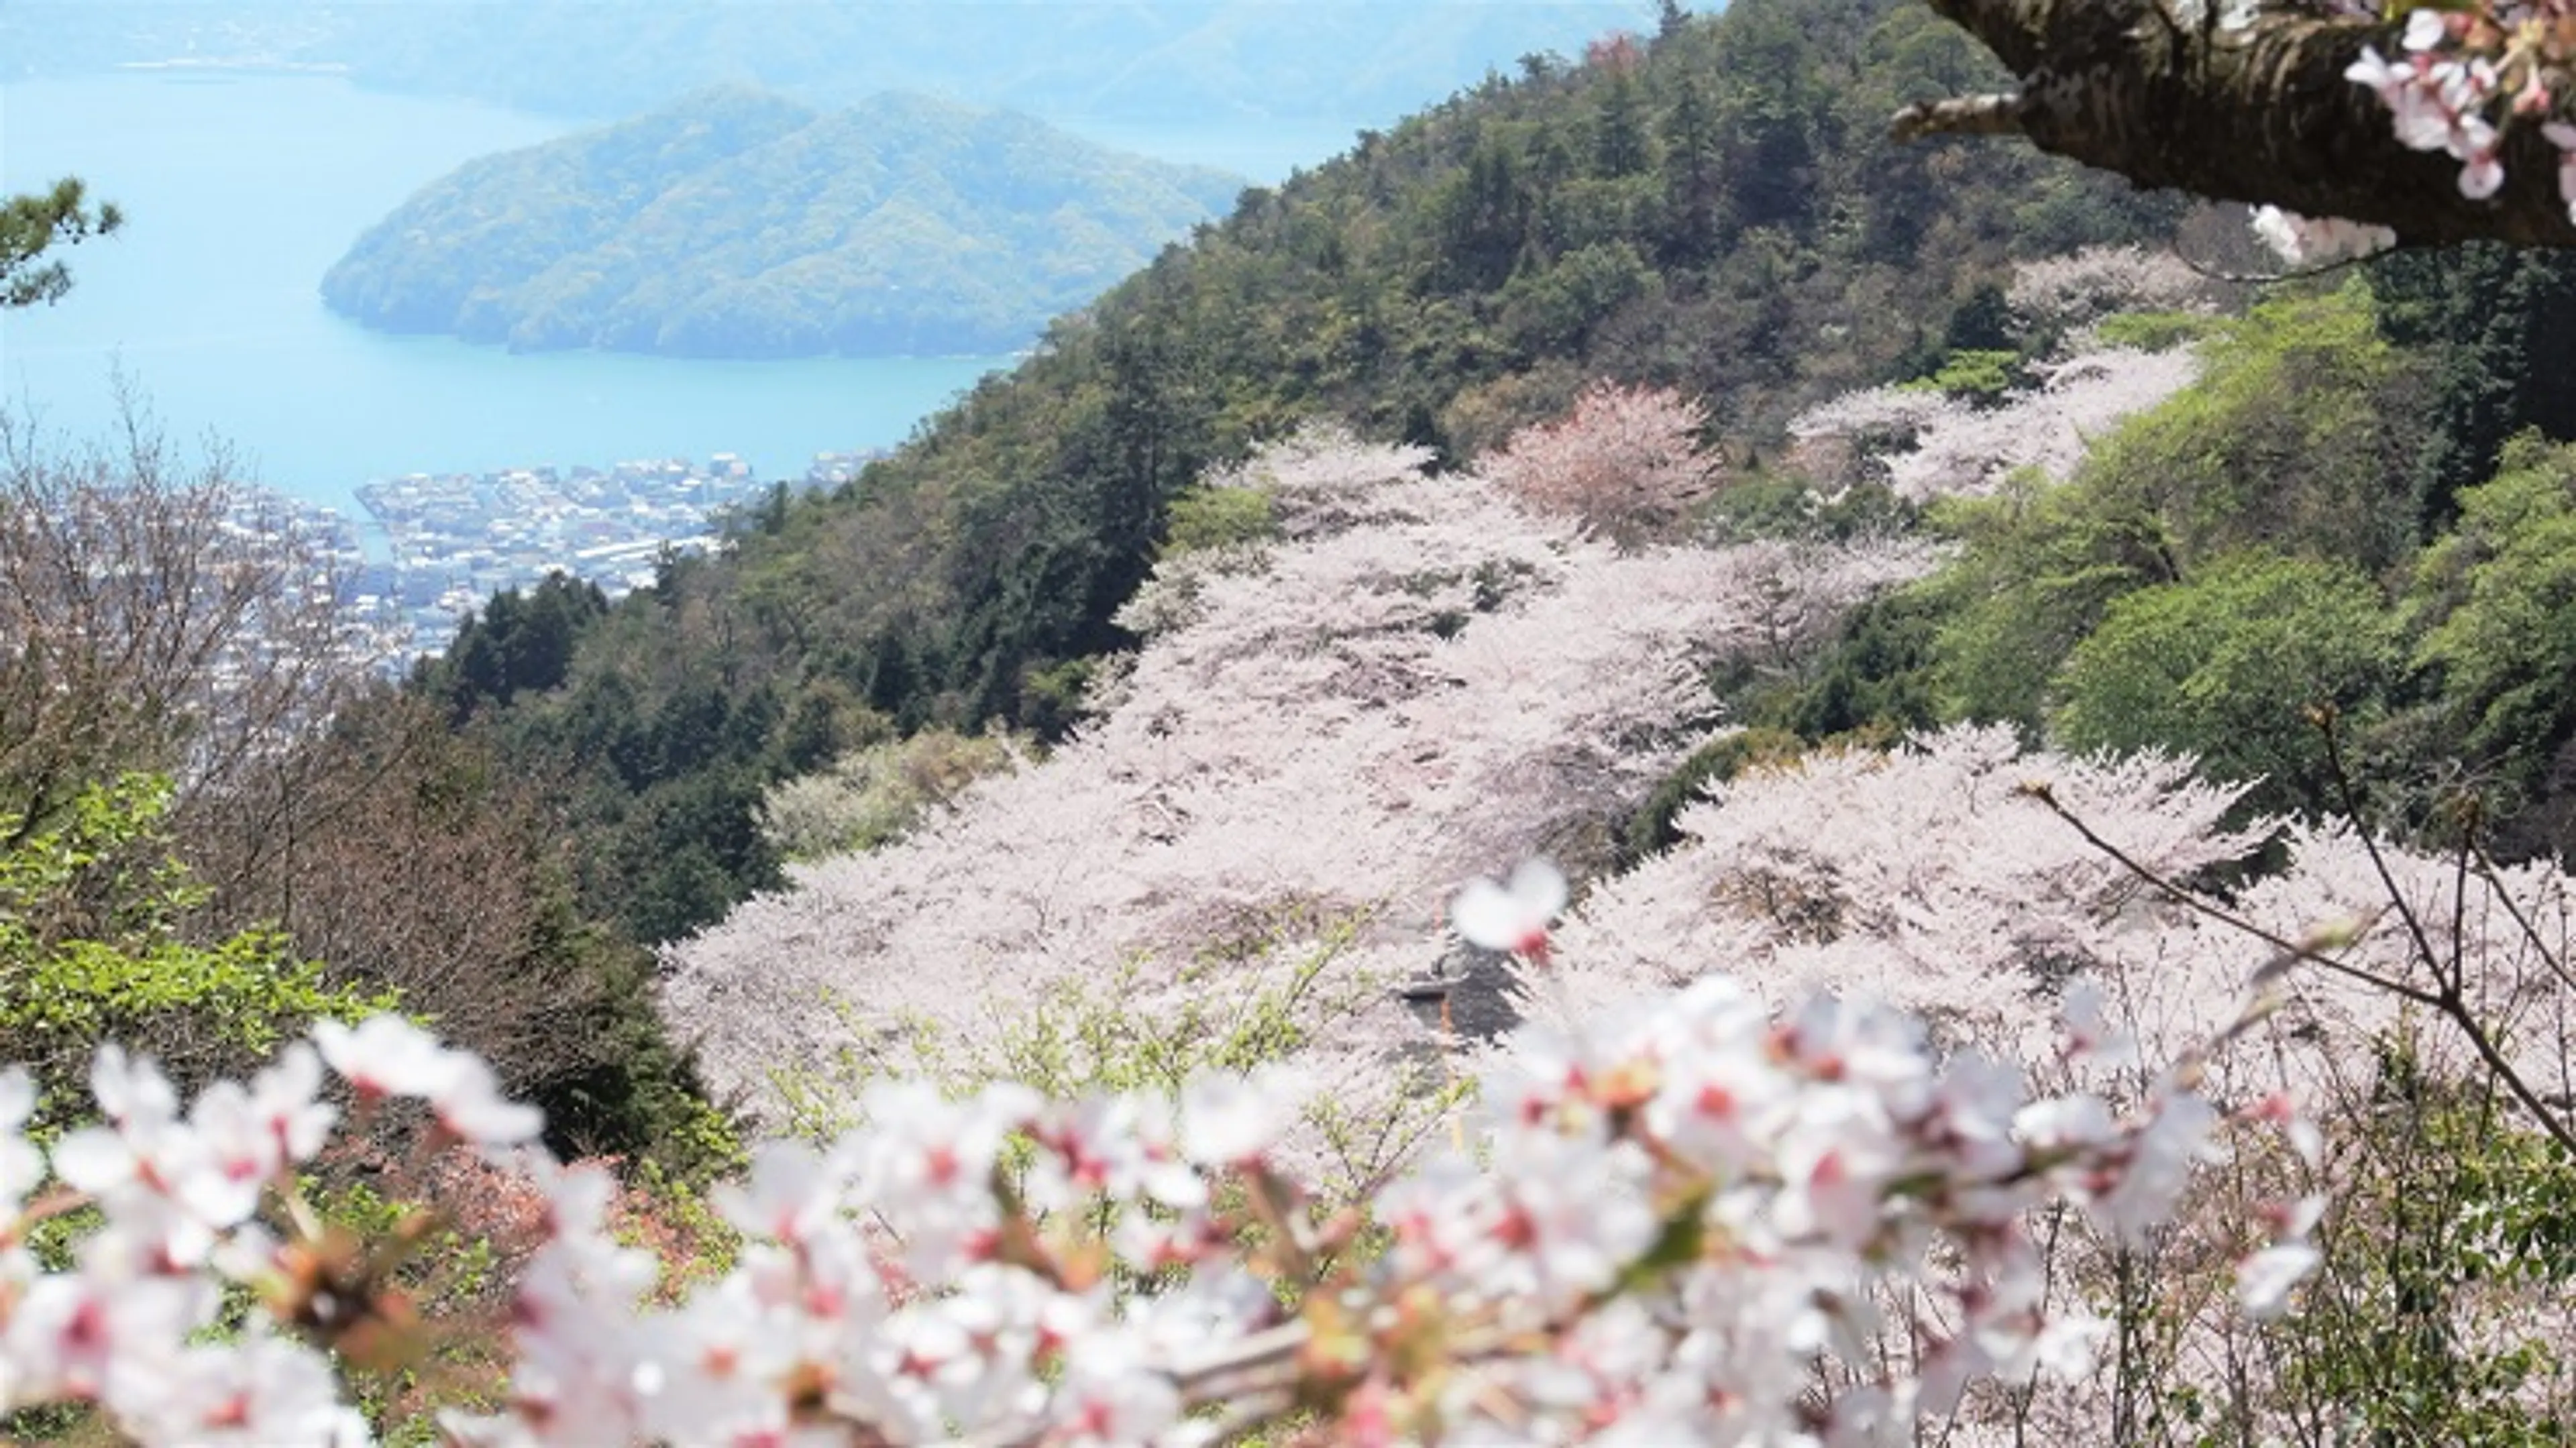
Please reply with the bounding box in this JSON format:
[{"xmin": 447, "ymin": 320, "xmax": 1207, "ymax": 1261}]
[
  {"xmin": 2050, "ymin": 551, "xmax": 2403, "ymax": 816},
  {"xmin": 0, "ymin": 774, "xmax": 393, "ymax": 1101},
  {"xmin": 757, "ymin": 728, "xmax": 1029, "ymax": 861}
]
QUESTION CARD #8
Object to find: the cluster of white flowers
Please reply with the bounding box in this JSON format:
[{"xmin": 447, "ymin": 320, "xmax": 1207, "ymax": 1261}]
[
  {"xmin": 2002, "ymin": 246, "xmax": 2217, "ymax": 333},
  {"xmin": 2353, "ymin": 10, "xmax": 2527, "ymax": 199},
  {"xmin": 0, "ymin": 1018, "xmax": 539, "ymax": 1444},
  {"xmin": 2246, "ymin": 3, "xmax": 2576, "ymax": 264},
  {"xmin": 2335, "ymin": 4, "xmax": 2576, "ymax": 219},
  {"xmin": 2248, "ymin": 207, "xmax": 2398, "ymax": 266},
  {"xmin": 1784, "ymin": 345, "xmax": 2202, "ymax": 502},
  {"xmin": 0, "ymin": 945, "xmax": 2319, "ymax": 1445}
]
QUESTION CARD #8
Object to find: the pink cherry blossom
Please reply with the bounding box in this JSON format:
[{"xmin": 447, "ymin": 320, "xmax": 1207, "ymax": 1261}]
[
  {"xmin": 1179, "ymin": 1070, "xmax": 1291, "ymax": 1166},
  {"xmin": 2339, "ymin": 3, "xmax": 2576, "ymax": 215},
  {"xmin": 1476, "ymin": 382, "xmax": 1720, "ymax": 545},
  {"xmin": 2237, "ymin": 1239, "xmax": 2321, "ymax": 1320},
  {"xmin": 1787, "ymin": 343, "xmax": 2204, "ymax": 502},
  {"xmin": 0, "ymin": 1066, "xmax": 42, "ymax": 1206},
  {"xmin": 427, "ymin": 1052, "xmax": 543, "ymax": 1148}
]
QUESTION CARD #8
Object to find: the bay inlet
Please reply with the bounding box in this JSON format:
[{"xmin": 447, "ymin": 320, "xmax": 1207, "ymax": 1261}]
[{"xmin": 0, "ymin": 72, "xmax": 1025, "ymax": 512}]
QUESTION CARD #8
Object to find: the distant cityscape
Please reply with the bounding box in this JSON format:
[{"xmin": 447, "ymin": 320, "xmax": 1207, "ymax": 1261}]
[{"xmin": 297, "ymin": 449, "xmax": 883, "ymax": 667}]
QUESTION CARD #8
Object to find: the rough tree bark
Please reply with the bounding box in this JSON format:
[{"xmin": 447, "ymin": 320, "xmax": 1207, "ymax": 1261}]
[{"xmin": 1905, "ymin": 0, "xmax": 2576, "ymax": 248}]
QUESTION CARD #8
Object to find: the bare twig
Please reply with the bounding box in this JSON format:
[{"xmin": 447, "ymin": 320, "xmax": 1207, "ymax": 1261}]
[
  {"xmin": 2315, "ymin": 713, "xmax": 2576, "ymax": 1158},
  {"xmin": 2017, "ymin": 781, "xmax": 2425, "ymax": 1007},
  {"xmin": 2027, "ymin": 715, "xmax": 2576, "ymax": 1160}
]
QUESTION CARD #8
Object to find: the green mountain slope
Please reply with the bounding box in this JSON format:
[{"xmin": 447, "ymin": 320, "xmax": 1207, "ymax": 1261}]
[
  {"xmin": 415, "ymin": 0, "xmax": 2185, "ymax": 946},
  {"xmin": 319, "ymin": 87, "xmax": 1246, "ymax": 357}
]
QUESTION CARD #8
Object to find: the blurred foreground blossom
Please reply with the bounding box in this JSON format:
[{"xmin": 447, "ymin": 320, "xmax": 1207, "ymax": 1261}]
[
  {"xmin": 0, "ymin": 959, "xmax": 2319, "ymax": 1444},
  {"xmin": 1452, "ymin": 857, "xmax": 1568, "ymax": 961}
]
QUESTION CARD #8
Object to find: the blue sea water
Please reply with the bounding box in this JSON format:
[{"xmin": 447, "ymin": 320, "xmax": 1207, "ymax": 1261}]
[{"xmin": 0, "ymin": 73, "xmax": 1342, "ymax": 512}]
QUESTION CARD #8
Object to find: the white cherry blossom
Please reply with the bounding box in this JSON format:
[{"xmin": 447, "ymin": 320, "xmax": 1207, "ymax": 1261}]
[{"xmin": 1454, "ymin": 857, "xmax": 1569, "ymax": 961}]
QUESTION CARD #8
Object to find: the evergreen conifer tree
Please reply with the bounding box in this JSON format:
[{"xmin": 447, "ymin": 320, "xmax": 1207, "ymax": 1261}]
[{"xmin": 1, "ymin": 178, "xmax": 120, "ymax": 309}]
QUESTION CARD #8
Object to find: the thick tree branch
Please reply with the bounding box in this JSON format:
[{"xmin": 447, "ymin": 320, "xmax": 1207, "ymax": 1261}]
[{"xmin": 1905, "ymin": 0, "xmax": 2576, "ymax": 248}]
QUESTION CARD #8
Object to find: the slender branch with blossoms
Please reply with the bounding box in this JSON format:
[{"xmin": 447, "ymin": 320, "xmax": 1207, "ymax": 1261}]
[{"xmin": 0, "ymin": 895, "xmax": 2324, "ymax": 1445}]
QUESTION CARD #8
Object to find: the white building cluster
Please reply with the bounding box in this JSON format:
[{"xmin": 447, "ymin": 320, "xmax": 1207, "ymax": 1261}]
[{"xmin": 340, "ymin": 449, "xmax": 883, "ymax": 663}]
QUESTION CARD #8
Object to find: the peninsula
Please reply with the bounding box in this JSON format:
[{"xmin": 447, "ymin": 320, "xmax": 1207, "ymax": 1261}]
[{"xmin": 320, "ymin": 87, "xmax": 1244, "ymax": 357}]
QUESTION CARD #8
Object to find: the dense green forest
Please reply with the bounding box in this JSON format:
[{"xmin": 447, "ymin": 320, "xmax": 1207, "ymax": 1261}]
[
  {"xmin": 409, "ymin": 0, "xmax": 2185, "ymax": 958},
  {"xmin": 1725, "ymin": 251, "xmax": 2576, "ymax": 860},
  {"xmin": 321, "ymin": 87, "xmax": 1242, "ymax": 357}
]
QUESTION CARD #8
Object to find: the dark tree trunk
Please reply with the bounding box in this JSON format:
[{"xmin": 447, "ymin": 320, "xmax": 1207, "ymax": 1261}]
[{"xmin": 1907, "ymin": 0, "xmax": 2576, "ymax": 248}]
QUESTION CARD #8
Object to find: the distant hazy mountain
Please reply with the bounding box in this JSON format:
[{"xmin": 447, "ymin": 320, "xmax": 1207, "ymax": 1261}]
[
  {"xmin": 5, "ymin": 1, "xmax": 1657, "ymax": 126},
  {"xmin": 318, "ymin": 88, "xmax": 1245, "ymax": 358}
]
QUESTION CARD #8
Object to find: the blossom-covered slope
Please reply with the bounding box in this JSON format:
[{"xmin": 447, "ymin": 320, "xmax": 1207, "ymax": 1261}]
[
  {"xmin": 658, "ymin": 245, "xmax": 2242, "ymax": 1168},
  {"xmin": 1786, "ymin": 246, "xmax": 2216, "ymax": 502},
  {"xmin": 1544, "ymin": 724, "xmax": 2575, "ymax": 1096},
  {"xmin": 659, "ymin": 427, "xmax": 1930, "ymax": 1170}
]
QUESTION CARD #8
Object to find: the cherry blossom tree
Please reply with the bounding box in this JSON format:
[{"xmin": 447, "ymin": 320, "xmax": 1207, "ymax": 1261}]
[
  {"xmin": 1783, "ymin": 244, "xmax": 2216, "ymax": 502},
  {"xmin": 1552, "ymin": 720, "xmax": 2576, "ymax": 1140},
  {"xmin": 1544, "ymin": 722, "xmax": 2576, "ymax": 1435},
  {"xmin": 2003, "ymin": 245, "xmax": 2224, "ymax": 333},
  {"xmin": 1786, "ymin": 344, "xmax": 2203, "ymax": 501},
  {"xmin": 1474, "ymin": 382, "xmax": 1722, "ymax": 547}
]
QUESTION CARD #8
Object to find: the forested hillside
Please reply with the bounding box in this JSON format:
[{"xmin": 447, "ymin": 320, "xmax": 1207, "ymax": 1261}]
[
  {"xmin": 336, "ymin": 0, "xmax": 2576, "ymax": 1205},
  {"xmin": 651, "ymin": 211, "xmax": 2576, "ymax": 1448},
  {"xmin": 1749, "ymin": 252, "xmax": 2576, "ymax": 860},
  {"xmin": 415, "ymin": 0, "xmax": 2186, "ymax": 948},
  {"xmin": 321, "ymin": 88, "xmax": 1244, "ymax": 357},
  {"xmin": 367, "ymin": 0, "xmax": 2576, "ymax": 1184}
]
